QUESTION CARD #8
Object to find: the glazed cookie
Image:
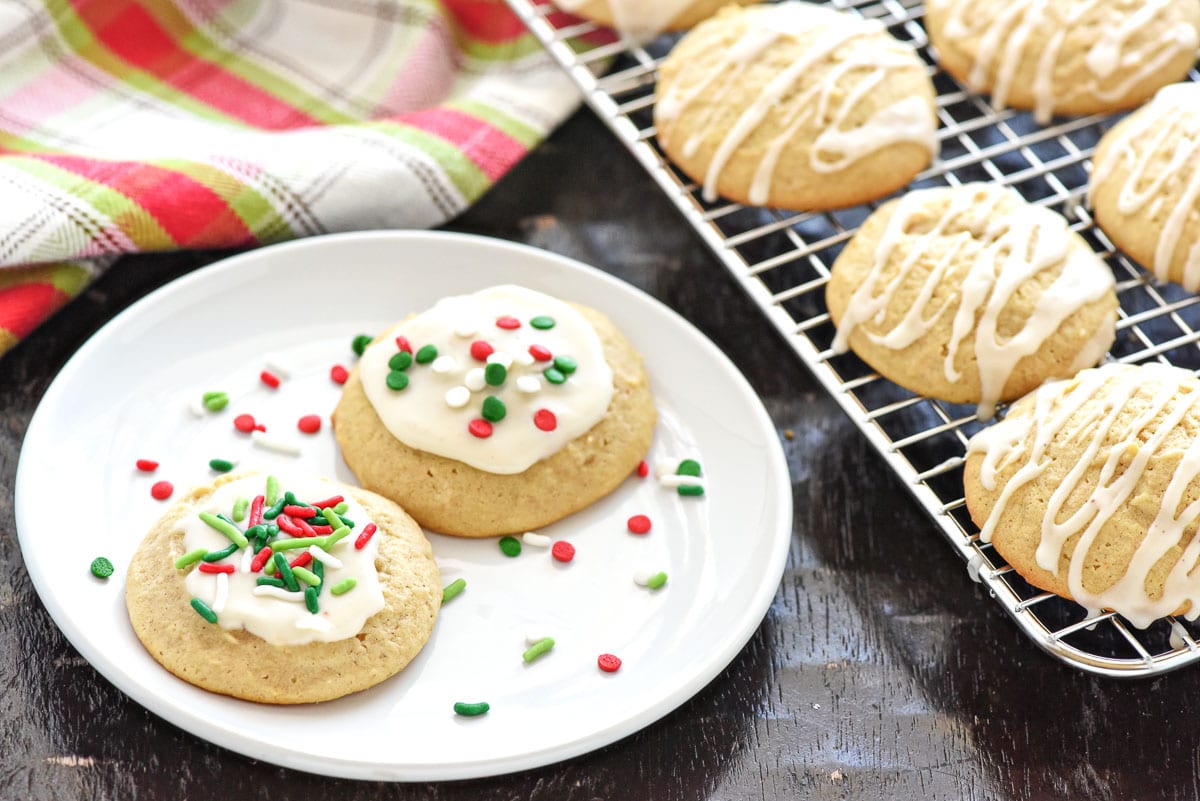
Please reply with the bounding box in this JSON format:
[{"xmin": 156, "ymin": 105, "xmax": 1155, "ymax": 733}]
[
  {"xmin": 965, "ymin": 363, "xmax": 1200, "ymax": 628},
  {"xmin": 825, "ymin": 184, "xmax": 1118, "ymax": 419},
  {"xmin": 653, "ymin": 2, "xmax": 938, "ymax": 211},
  {"xmin": 332, "ymin": 285, "xmax": 656, "ymax": 537},
  {"xmin": 554, "ymin": 0, "xmax": 756, "ymax": 35},
  {"xmin": 926, "ymin": 0, "xmax": 1200, "ymax": 123},
  {"xmin": 125, "ymin": 473, "xmax": 440, "ymax": 704},
  {"xmin": 1090, "ymin": 83, "xmax": 1200, "ymax": 292}
]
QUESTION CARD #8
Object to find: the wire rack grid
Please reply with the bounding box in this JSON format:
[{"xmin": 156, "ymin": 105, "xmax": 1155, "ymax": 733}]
[{"xmin": 505, "ymin": 0, "xmax": 1200, "ymax": 677}]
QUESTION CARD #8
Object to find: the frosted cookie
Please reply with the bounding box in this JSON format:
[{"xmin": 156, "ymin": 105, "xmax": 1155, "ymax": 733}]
[
  {"xmin": 554, "ymin": 0, "xmax": 756, "ymax": 35},
  {"xmin": 653, "ymin": 2, "xmax": 938, "ymax": 211},
  {"xmin": 332, "ymin": 285, "xmax": 656, "ymax": 537},
  {"xmin": 825, "ymin": 184, "xmax": 1118, "ymax": 419},
  {"xmin": 1090, "ymin": 83, "xmax": 1200, "ymax": 292},
  {"xmin": 125, "ymin": 473, "xmax": 440, "ymax": 704},
  {"xmin": 965, "ymin": 363, "xmax": 1200, "ymax": 628},
  {"xmin": 926, "ymin": 0, "xmax": 1200, "ymax": 123}
]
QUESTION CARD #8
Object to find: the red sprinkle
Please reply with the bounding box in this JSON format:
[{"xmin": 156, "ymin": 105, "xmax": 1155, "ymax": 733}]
[
  {"xmin": 295, "ymin": 517, "xmax": 318, "ymax": 537},
  {"xmin": 310, "ymin": 524, "xmax": 333, "ymax": 535},
  {"xmin": 468, "ymin": 418, "xmax": 493, "ymax": 438},
  {"xmin": 249, "ymin": 495, "xmax": 265, "ymax": 527},
  {"xmin": 627, "ymin": 514, "xmax": 652, "ymax": 535},
  {"xmin": 533, "ymin": 409, "xmax": 557, "ymax": 432},
  {"xmin": 198, "ymin": 563, "xmax": 235, "ymax": 574},
  {"xmin": 528, "ymin": 344, "xmax": 553, "ymax": 362},
  {"xmin": 255, "ymin": 424, "xmax": 267, "ymax": 432},
  {"xmin": 308, "ymin": 496, "xmax": 344, "ymax": 509},
  {"xmin": 284, "ymin": 505, "xmax": 317, "ymax": 519},
  {"xmin": 276, "ymin": 514, "xmax": 303, "ymax": 536},
  {"xmin": 355, "ymin": 523, "xmax": 378, "ymax": 550},
  {"xmin": 150, "ymin": 481, "xmax": 173, "ymax": 500},
  {"xmin": 636, "ymin": 460, "xmax": 649, "ymax": 478},
  {"xmin": 597, "ymin": 653, "xmax": 622, "ymax": 673},
  {"xmin": 250, "ymin": 547, "xmax": 273, "ymax": 573},
  {"xmin": 289, "ymin": 551, "xmax": 313, "ymax": 570},
  {"xmin": 495, "ymin": 315, "xmax": 521, "ymax": 330},
  {"xmin": 469, "ymin": 340, "xmax": 494, "ymax": 361},
  {"xmin": 330, "ymin": 364, "xmax": 349, "ymax": 384},
  {"xmin": 395, "ymin": 335, "xmax": 413, "ymax": 353},
  {"xmin": 297, "ymin": 415, "xmax": 322, "ymax": 434},
  {"xmin": 551, "ymin": 541, "xmax": 575, "ymax": 563},
  {"xmin": 135, "ymin": 459, "xmax": 159, "ymax": 472},
  {"xmin": 260, "ymin": 370, "xmax": 281, "ymax": 388},
  {"xmin": 233, "ymin": 414, "xmax": 257, "ymax": 433}
]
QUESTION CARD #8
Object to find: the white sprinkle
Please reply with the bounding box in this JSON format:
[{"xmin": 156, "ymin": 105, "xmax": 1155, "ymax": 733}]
[
  {"xmin": 655, "ymin": 460, "xmax": 681, "ymax": 478},
  {"xmin": 251, "ymin": 430, "xmax": 301, "ymax": 456},
  {"xmin": 445, "ymin": 386, "xmax": 471, "ymax": 409},
  {"xmin": 659, "ymin": 474, "xmax": 706, "ymax": 489},
  {"xmin": 514, "ymin": 350, "xmax": 535, "ymax": 367},
  {"xmin": 454, "ymin": 322, "xmax": 477, "ymax": 338},
  {"xmin": 522, "ymin": 532, "xmax": 552, "ymax": 547},
  {"xmin": 211, "ymin": 572, "xmax": 230, "ymax": 614},
  {"xmin": 1170, "ymin": 620, "xmax": 1194, "ymax": 651},
  {"xmin": 188, "ymin": 398, "xmax": 206, "ymax": 417},
  {"xmin": 966, "ymin": 553, "xmax": 985, "ymax": 583},
  {"xmin": 308, "ymin": 544, "xmax": 343, "ymax": 569},
  {"xmin": 633, "ymin": 571, "xmax": 654, "ymax": 587},
  {"xmin": 295, "ymin": 616, "xmax": 333, "ymax": 632},
  {"xmin": 487, "ymin": 351, "xmax": 513, "ymax": 369},
  {"xmin": 262, "ymin": 356, "xmax": 291, "ymax": 378},
  {"xmin": 526, "ymin": 631, "xmax": 549, "ymax": 645},
  {"xmin": 252, "ymin": 585, "xmax": 306, "ymax": 603},
  {"xmin": 516, "ymin": 375, "xmax": 541, "ymax": 394},
  {"xmin": 241, "ymin": 546, "xmax": 254, "ymax": 572},
  {"xmin": 431, "ymin": 355, "xmax": 458, "ymax": 375},
  {"xmin": 465, "ymin": 368, "xmax": 486, "ymax": 391}
]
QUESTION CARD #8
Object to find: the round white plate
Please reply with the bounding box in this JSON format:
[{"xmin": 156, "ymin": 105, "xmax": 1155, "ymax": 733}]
[{"xmin": 15, "ymin": 231, "xmax": 792, "ymax": 781}]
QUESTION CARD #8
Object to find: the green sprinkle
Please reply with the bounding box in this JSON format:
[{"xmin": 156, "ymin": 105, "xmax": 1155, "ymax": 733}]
[
  {"xmin": 442, "ymin": 578, "xmax": 466, "ymax": 604},
  {"xmin": 530, "ymin": 315, "xmax": 556, "ymax": 330},
  {"xmin": 199, "ymin": 512, "xmax": 248, "ymax": 548},
  {"xmin": 304, "ymin": 585, "xmax": 320, "ymax": 614},
  {"xmin": 292, "ymin": 566, "xmax": 321, "ymax": 587},
  {"xmin": 553, "ymin": 355, "xmax": 577, "ymax": 374},
  {"xmin": 201, "ymin": 391, "xmax": 229, "ymax": 411},
  {"xmin": 90, "ymin": 557, "xmax": 114, "ymax": 579},
  {"xmin": 313, "ymin": 560, "xmax": 325, "ymax": 594},
  {"xmin": 387, "ymin": 370, "xmax": 410, "ymax": 391},
  {"xmin": 331, "ymin": 578, "xmax": 357, "ymax": 596},
  {"xmin": 324, "ymin": 525, "xmax": 352, "ymax": 549},
  {"xmin": 209, "ymin": 458, "xmax": 235, "ymax": 473},
  {"xmin": 389, "ymin": 350, "xmax": 413, "ymax": 371},
  {"xmin": 264, "ymin": 559, "xmax": 278, "ymax": 576},
  {"xmin": 174, "ymin": 549, "xmax": 208, "ymax": 569},
  {"xmin": 202, "ymin": 543, "xmax": 239, "ymax": 563},
  {"xmin": 267, "ymin": 538, "xmax": 313, "ymax": 552},
  {"xmin": 190, "ymin": 597, "xmax": 218, "ymax": 624},
  {"xmin": 320, "ymin": 507, "xmax": 344, "ymax": 530},
  {"xmin": 273, "ymin": 553, "xmax": 299, "ymax": 592},
  {"xmin": 416, "ymin": 344, "xmax": 438, "ymax": 364},
  {"xmin": 284, "ymin": 491, "xmax": 303, "ymax": 506},
  {"xmin": 231, "ymin": 497, "xmax": 249, "ymax": 522},
  {"xmin": 265, "ymin": 476, "xmax": 280, "ymax": 506},
  {"xmin": 256, "ymin": 576, "xmax": 286, "ymax": 588},
  {"xmin": 677, "ymin": 459, "xmax": 702, "ymax": 477},
  {"xmin": 484, "ymin": 363, "xmax": 507, "ymax": 386},
  {"xmin": 333, "ymin": 502, "xmax": 349, "ymax": 514},
  {"xmin": 262, "ymin": 498, "xmax": 286, "ymax": 520},
  {"xmin": 481, "ymin": 396, "xmax": 507, "ymax": 423},
  {"xmin": 647, "ymin": 571, "xmax": 668, "ymax": 590},
  {"xmin": 499, "ymin": 536, "xmax": 521, "ymax": 557},
  {"xmin": 201, "ymin": 391, "xmax": 224, "ymax": 402},
  {"xmin": 352, "ymin": 333, "xmax": 373, "ymax": 356},
  {"xmin": 522, "ymin": 637, "xmax": 555, "ymax": 663},
  {"xmin": 454, "ymin": 701, "xmax": 490, "ymax": 717},
  {"xmin": 543, "ymin": 367, "xmax": 565, "ymax": 384},
  {"xmin": 244, "ymin": 524, "xmax": 268, "ymax": 541},
  {"xmin": 678, "ymin": 485, "xmax": 705, "ymax": 497}
]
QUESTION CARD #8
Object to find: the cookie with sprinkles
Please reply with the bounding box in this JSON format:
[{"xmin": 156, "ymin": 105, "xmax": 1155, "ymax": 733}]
[
  {"xmin": 332, "ymin": 285, "xmax": 656, "ymax": 537},
  {"xmin": 125, "ymin": 472, "xmax": 441, "ymax": 704}
]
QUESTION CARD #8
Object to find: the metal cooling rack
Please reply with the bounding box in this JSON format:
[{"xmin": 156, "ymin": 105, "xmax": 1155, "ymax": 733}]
[{"xmin": 507, "ymin": 0, "xmax": 1200, "ymax": 677}]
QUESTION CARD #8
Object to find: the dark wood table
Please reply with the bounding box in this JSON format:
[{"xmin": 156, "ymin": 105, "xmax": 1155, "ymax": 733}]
[{"xmin": 2, "ymin": 108, "xmax": 1194, "ymax": 801}]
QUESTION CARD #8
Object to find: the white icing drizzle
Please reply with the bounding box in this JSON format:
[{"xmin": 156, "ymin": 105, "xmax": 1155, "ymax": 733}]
[
  {"xmin": 967, "ymin": 363, "xmax": 1200, "ymax": 628},
  {"xmin": 555, "ymin": 0, "xmax": 698, "ymax": 36},
  {"xmin": 359, "ymin": 285, "xmax": 614, "ymax": 475},
  {"xmin": 929, "ymin": 0, "xmax": 1199, "ymax": 123},
  {"xmin": 1090, "ymin": 83, "xmax": 1200, "ymax": 290},
  {"xmin": 182, "ymin": 475, "xmax": 385, "ymax": 645},
  {"xmin": 831, "ymin": 184, "xmax": 1115, "ymax": 419},
  {"xmin": 656, "ymin": 2, "xmax": 937, "ymax": 205}
]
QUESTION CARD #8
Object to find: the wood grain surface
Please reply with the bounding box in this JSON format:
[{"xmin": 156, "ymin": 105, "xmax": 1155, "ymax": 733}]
[{"xmin": 1, "ymin": 110, "xmax": 1197, "ymax": 801}]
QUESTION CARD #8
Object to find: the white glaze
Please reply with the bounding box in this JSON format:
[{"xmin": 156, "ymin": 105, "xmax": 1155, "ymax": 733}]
[
  {"xmin": 182, "ymin": 474, "xmax": 385, "ymax": 646},
  {"xmin": 555, "ymin": 0, "xmax": 698, "ymax": 36},
  {"xmin": 359, "ymin": 285, "xmax": 614, "ymax": 474},
  {"xmin": 831, "ymin": 184, "xmax": 1115, "ymax": 419}
]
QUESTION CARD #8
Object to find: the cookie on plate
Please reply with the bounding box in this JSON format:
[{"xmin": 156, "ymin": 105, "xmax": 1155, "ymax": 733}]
[
  {"xmin": 653, "ymin": 1, "xmax": 938, "ymax": 211},
  {"xmin": 554, "ymin": 0, "xmax": 756, "ymax": 34},
  {"xmin": 925, "ymin": 0, "xmax": 1200, "ymax": 123},
  {"xmin": 964, "ymin": 362, "xmax": 1200, "ymax": 628},
  {"xmin": 332, "ymin": 284, "xmax": 656, "ymax": 538},
  {"xmin": 125, "ymin": 473, "xmax": 440, "ymax": 704},
  {"xmin": 1090, "ymin": 83, "xmax": 1200, "ymax": 292},
  {"xmin": 825, "ymin": 183, "xmax": 1118, "ymax": 419}
]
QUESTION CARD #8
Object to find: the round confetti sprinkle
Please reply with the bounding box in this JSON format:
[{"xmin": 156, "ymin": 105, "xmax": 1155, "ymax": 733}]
[
  {"xmin": 470, "ymin": 340, "xmax": 494, "ymax": 361},
  {"xmin": 597, "ymin": 653, "xmax": 622, "ymax": 673},
  {"xmin": 454, "ymin": 701, "xmax": 490, "ymax": 717},
  {"xmin": 431, "ymin": 355, "xmax": 457, "ymax": 374},
  {"xmin": 533, "ymin": 409, "xmax": 557, "ymax": 431},
  {"xmin": 482, "ymin": 396, "xmax": 507, "ymax": 423},
  {"xmin": 499, "ymin": 536, "xmax": 522, "ymax": 557},
  {"xmin": 465, "ymin": 368, "xmax": 487, "ymax": 391},
  {"xmin": 677, "ymin": 459, "xmax": 702, "ymax": 477},
  {"xmin": 530, "ymin": 315, "xmax": 556, "ymax": 330},
  {"xmin": 517, "ymin": 376, "xmax": 542, "ymax": 394},
  {"xmin": 496, "ymin": 315, "xmax": 521, "ymax": 330},
  {"xmin": 416, "ymin": 344, "xmax": 438, "ymax": 364},
  {"xmin": 637, "ymin": 460, "xmax": 650, "ymax": 478},
  {"xmin": 387, "ymin": 371, "xmax": 410, "ymax": 391},
  {"xmin": 135, "ymin": 459, "xmax": 159, "ymax": 472},
  {"xmin": 389, "ymin": 351, "xmax": 413, "ymax": 371},
  {"xmin": 553, "ymin": 355, "xmax": 577, "ymax": 374},
  {"xmin": 352, "ymin": 334, "xmax": 373, "ymax": 356},
  {"xmin": 678, "ymin": 485, "xmax": 705, "ymax": 497},
  {"xmin": 627, "ymin": 514, "xmax": 652, "ymax": 534},
  {"xmin": 529, "ymin": 344, "xmax": 553, "ymax": 362},
  {"xmin": 234, "ymin": 414, "xmax": 257, "ymax": 433},
  {"xmin": 486, "ymin": 351, "xmax": 513, "ymax": 369},
  {"xmin": 150, "ymin": 481, "xmax": 174, "ymax": 500},
  {"xmin": 209, "ymin": 458, "xmax": 235, "ymax": 473},
  {"xmin": 469, "ymin": 418, "xmax": 493, "ymax": 438},
  {"xmin": 454, "ymin": 322, "xmax": 476, "ymax": 338},
  {"xmin": 90, "ymin": 557, "xmax": 114, "ymax": 579},
  {"xmin": 297, "ymin": 415, "xmax": 322, "ymax": 434},
  {"xmin": 330, "ymin": 364, "xmax": 349, "ymax": 384},
  {"xmin": 484, "ymin": 363, "xmax": 507, "ymax": 386},
  {"xmin": 260, "ymin": 370, "xmax": 281, "ymax": 388},
  {"xmin": 445, "ymin": 386, "xmax": 471, "ymax": 408},
  {"xmin": 544, "ymin": 367, "xmax": 566, "ymax": 385},
  {"xmin": 395, "ymin": 335, "xmax": 413, "ymax": 353},
  {"xmin": 551, "ymin": 541, "xmax": 575, "ymax": 563}
]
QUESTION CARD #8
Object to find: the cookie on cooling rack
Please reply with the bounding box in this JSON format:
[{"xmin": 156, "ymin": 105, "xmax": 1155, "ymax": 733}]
[
  {"xmin": 332, "ymin": 284, "xmax": 656, "ymax": 538},
  {"xmin": 554, "ymin": 0, "xmax": 756, "ymax": 34},
  {"xmin": 652, "ymin": 1, "xmax": 938, "ymax": 211},
  {"xmin": 125, "ymin": 472, "xmax": 441, "ymax": 704},
  {"xmin": 824, "ymin": 183, "xmax": 1118, "ymax": 419},
  {"xmin": 964, "ymin": 362, "xmax": 1200, "ymax": 629},
  {"xmin": 1090, "ymin": 83, "xmax": 1200, "ymax": 292},
  {"xmin": 925, "ymin": 0, "xmax": 1200, "ymax": 123}
]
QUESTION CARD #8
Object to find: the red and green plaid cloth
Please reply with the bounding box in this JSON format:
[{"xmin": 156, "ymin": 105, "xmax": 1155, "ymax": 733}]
[{"xmin": 0, "ymin": 0, "xmax": 593, "ymax": 356}]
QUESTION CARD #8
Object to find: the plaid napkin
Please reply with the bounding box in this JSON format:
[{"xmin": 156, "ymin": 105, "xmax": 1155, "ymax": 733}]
[{"xmin": 0, "ymin": 0, "xmax": 591, "ymax": 357}]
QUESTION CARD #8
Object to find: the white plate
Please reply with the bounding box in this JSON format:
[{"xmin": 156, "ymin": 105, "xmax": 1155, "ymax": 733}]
[{"xmin": 15, "ymin": 231, "xmax": 792, "ymax": 781}]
